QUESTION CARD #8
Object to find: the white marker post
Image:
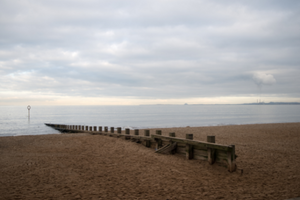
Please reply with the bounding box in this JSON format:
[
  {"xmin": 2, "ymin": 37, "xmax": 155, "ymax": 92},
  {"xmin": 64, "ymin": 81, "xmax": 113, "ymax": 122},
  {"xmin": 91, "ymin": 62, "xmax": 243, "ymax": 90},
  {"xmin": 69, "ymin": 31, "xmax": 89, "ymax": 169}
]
[{"xmin": 27, "ymin": 105, "xmax": 31, "ymax": 118}]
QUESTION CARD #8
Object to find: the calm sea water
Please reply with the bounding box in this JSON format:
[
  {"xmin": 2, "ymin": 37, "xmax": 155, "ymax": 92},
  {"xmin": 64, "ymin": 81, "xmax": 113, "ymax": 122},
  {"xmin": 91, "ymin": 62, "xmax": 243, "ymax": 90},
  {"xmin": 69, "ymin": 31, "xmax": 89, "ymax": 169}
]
[{"xmin": 1, "ymin": 105, "xmax": 300, "ymax": 137}]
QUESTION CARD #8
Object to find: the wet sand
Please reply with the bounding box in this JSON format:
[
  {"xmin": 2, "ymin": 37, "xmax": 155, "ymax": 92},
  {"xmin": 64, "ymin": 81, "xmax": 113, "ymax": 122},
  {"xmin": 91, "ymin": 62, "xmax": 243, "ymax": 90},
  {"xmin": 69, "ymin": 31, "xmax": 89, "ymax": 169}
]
[{"xmin": 0, "ymin": 123, "xmax": 300, "ymax": 199}]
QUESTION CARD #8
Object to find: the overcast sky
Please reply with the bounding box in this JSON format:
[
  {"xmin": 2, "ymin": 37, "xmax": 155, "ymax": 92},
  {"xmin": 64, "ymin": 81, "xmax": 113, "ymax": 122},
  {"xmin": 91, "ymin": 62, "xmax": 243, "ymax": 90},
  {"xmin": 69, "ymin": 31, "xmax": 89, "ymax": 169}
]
[{"xmin": 1, "ymin": 0, "xmax": 300, "ymax": 105}]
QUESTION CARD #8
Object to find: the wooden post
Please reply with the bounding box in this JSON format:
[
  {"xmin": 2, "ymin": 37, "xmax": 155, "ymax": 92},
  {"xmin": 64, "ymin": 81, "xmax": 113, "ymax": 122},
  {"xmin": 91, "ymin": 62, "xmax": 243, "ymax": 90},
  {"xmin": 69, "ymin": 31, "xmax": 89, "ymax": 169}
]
[
  {"xmin": 169, "ymin": 132, "xmax": 177, "ymax": 154},
  {"xmin": 186, "ymin": 134, "xmax": 193, "ymax": 159},
  {"xmin": 94, "ymin": 126, "xmax": 97, "ymax": 131},
  {"xmin": 207, "ymin": 135, "xmax": 216, "ymax": 165},
  {"xmin": 144, "ymin": 130, "xmax": 150, "ymax": 136},
  {"xmin": 155, "ymin": 130, "xmax": 162, "ymax": 150},
  {"xmin": 227, "ymin": 145, "xmax": 236, "ymax": 172},
  {"xmin": 145, "ymin": 140, "xmax": 151, "ymax": 147},
  {"xmin": 134, "ymin": 129, "xmax": 139, "ymax": 135},
  {"xmin": 86, "ymin": 126, "xmax": 88, "ymax": 131},
  {"xmin": 110, "ymin": 127, "xmax": 114, "ymax": 133},
  {"xmin": 99, "ymin": 126, "xmax": 102, "ymax": 132},
  {"xmin": 89, "ymin": 126, "xmax": 92, "ymax": 131},
  {"xmin": 104, "ymin": 126, "xmax": 108, "ymax": 132},
  {"xmin": 144, "ymin": 130, "xmax": 150, "ymax": 147},
  {"xmin": 186, "ymin": 134, "xmax": 193, "ymax": 140},
  {"xmin": 82, "ymin": 126, "xmax": 84, "ymax": 131},
  {"xmin": 117, "ymin": 127, "xmax": 121, "ymax": 133},
  {"xmin": 169, "ymin": 132, "xmax": 175, "ymax": 137},
  {"xmin": 207, "ymin": 136, "xmax": 215, "ymax": 143},
  {"xmin": 125, "ymin": 128, "xmax": 130, "ymax": 140}
]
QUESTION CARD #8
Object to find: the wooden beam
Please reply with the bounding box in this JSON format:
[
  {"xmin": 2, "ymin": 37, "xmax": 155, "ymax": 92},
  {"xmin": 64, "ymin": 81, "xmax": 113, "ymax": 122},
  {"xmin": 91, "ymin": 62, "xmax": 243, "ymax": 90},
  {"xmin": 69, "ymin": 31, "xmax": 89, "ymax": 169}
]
[
  {"xmin": 117, "ymin": 127, "xmax": 121, "ymax": 133},
  {"xmin": 227, "ymin": 145, "xmax": 236, "ymax": 172},
  {"xmin": 151, "ymin": 135, "xmax": 232, "ymax": 151},
  {"xmin": 134, "ymin": 129, "xmax": 139, "ymax": 135},
  {"xmin": 144, "ymin": 130, "xmax": 150, "ymax": 136}
]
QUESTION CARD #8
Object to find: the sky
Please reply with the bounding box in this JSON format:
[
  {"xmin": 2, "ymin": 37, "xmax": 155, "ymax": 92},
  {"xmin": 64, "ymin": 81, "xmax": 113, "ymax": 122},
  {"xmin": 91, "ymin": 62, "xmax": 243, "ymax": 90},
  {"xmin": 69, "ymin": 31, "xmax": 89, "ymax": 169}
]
[{"xmin": 0, "ymin": 0, "xmax": 300, "ymax": 105}]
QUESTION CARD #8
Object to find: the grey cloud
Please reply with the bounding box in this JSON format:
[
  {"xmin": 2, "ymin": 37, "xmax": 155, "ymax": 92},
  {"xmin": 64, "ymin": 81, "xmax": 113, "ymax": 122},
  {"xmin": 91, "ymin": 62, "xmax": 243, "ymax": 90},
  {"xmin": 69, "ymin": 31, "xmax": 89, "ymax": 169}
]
[{"xmin": 0, "ymin": 0, "xmax": 300, "ymax": 102}]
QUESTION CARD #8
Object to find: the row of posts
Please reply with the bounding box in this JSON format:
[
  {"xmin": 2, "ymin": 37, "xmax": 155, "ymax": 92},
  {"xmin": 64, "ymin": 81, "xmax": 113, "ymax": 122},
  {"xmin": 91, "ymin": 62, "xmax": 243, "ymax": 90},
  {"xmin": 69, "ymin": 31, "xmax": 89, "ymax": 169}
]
[{"xmin": 53, "ymin": 124, "xmax": 215, "ymax": 143}]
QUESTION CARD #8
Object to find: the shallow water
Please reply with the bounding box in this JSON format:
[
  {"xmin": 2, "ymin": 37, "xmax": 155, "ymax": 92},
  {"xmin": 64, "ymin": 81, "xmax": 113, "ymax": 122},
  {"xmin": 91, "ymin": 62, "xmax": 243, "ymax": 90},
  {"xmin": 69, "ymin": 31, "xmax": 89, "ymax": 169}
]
[{"xmin": 1, "ymin": 105, "xmax": 300, "ymax": 137}]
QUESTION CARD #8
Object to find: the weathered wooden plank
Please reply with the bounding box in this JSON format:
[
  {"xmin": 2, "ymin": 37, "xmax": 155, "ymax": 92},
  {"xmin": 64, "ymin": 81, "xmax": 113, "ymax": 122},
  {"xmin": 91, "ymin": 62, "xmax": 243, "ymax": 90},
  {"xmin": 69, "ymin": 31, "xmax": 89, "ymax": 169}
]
[
  {"xmin": 194, "ymin": 149, "xmax": 207, "ymax": 157},
  {"xmin": 151, "ymin": 135, "xmax": 231, "ymax": 151},
  {"xmin": 169, "ymin": 132, "xmax": 175, "ymax": 137},
  {"xmin": 156, "ymin": 130, "xmax": 162, "ymax": 135},
  {"xmin": 227, "ymin": 145, "xmax": 236, "ymax": 172},
  {"xmin": 155, "ymin": 139, "xmax": 162, "ymax": 150},
  {"xmin": 117, "ymin": 127, "xmax": 121, "ymax": 133},
  {"xmin": 176, "ymin": 146, "xmax": 186, "ymax": 154},
  {"xmin": 207, "ymin": 136, "xmax": 215, "ymax": 143},
  {"xmin": 176, "ymin": 142, "xmax": 186, "ymax": 147},
  {"xmin": 144, "ymin": 130, "xmax": 150, "ymax": 136},
  {"xmin": 207, "ymin": 148, "xmax": 215, "ymax": 165},
  {"xmin": 150, "ymin": 142, "xmax": 156, "ymax": 149},
  {"xmin": 134, "ymin": 129, "xmax": 139, "ymax": 135},
  {"xmin": 156, "ymin": 142, "xmax": 177, "ymax": 154},
  {"xmin": 186, "ymin": 134, "xmax": 193, "ymax": 140},
  {"xmin": 193, "ymin": 145, "xmax": 208, "ymax": 150},
  {"xmin": 162, "ymin": 141, "xmax": 170, "ymax": 146},
  {"xmin": 141, "ymin": 139, "xmax": 151, "ymax": 148},
  {"xmin": 186, "ymin": 144, "xmax": 193, "ymax": 159},
  {"xmin": 215, "ymin": 149, "xmax": 227, "ymax": 158}
]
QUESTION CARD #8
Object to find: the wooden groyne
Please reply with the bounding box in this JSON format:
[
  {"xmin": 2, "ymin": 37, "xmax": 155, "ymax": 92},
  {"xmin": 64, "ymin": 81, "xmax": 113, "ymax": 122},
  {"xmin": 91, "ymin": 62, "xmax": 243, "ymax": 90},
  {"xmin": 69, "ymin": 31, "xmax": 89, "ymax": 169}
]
[{"xmin": 45, "ymin": 123, "xmax": 237, "ymax": 172}]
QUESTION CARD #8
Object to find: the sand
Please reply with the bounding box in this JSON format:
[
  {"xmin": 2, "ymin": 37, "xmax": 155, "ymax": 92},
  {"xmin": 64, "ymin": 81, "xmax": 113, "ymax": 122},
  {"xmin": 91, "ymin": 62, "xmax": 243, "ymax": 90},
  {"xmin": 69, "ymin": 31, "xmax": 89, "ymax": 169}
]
[{"xmin": 0, "ymin": 123, "xmax": 300, "ymax": 199}]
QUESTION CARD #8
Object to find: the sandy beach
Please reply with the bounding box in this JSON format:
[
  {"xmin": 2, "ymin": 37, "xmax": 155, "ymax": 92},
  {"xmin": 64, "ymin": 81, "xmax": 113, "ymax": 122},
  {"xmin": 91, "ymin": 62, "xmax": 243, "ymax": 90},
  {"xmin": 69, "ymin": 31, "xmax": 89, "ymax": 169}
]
[{"xmin": 1, "ymin": 123, "xmax": 300, "ymax": 199}]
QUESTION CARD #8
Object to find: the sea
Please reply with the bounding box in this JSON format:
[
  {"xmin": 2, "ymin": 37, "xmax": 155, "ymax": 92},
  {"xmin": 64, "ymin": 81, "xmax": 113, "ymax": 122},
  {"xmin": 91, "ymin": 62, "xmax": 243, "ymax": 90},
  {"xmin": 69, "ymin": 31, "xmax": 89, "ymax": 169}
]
[{"xmin": 1, "ymin": 105, "xmax": 300, "ymax": 137}]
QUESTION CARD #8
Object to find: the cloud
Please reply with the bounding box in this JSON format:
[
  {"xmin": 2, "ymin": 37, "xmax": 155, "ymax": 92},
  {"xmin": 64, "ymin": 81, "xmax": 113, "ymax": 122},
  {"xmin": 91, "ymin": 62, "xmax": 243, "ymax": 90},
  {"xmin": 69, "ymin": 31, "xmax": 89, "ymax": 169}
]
[
  {"xmin": 252, "ymin": 72, "xmax": 276, "ymax": 86},
  {"xmin": 0, "ymin": 0, "xmax": 300, "ymax": 104}
]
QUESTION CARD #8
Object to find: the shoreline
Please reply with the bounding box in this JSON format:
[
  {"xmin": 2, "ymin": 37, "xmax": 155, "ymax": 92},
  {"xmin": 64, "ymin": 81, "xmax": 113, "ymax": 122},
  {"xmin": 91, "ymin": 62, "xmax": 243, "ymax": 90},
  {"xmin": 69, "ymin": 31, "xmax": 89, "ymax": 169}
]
[
  {"xmin": 1, "ymin": 122, "xmax": 300, "ymax": 199},
  {"xmin": 2, "ymin": 121, "xmax": 300, "ymax": 138}
]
